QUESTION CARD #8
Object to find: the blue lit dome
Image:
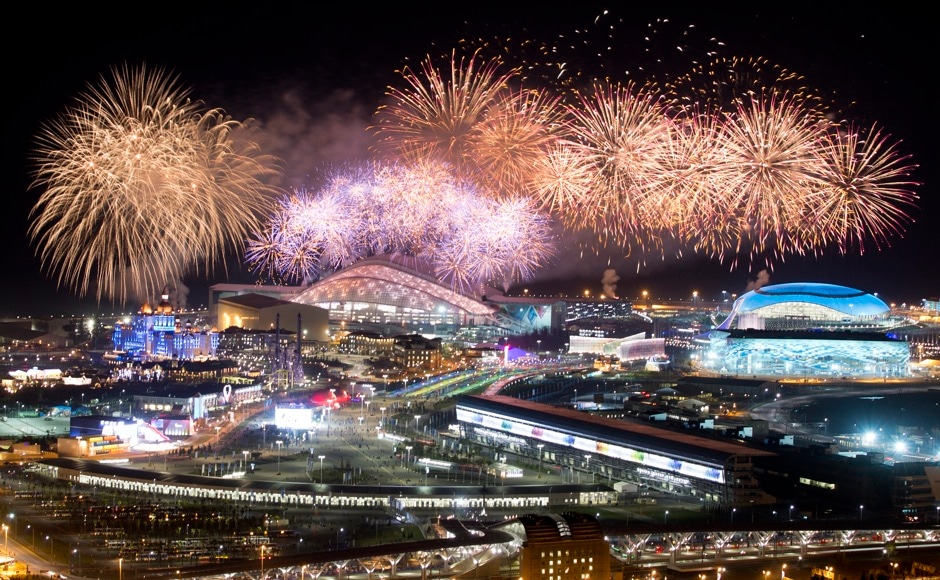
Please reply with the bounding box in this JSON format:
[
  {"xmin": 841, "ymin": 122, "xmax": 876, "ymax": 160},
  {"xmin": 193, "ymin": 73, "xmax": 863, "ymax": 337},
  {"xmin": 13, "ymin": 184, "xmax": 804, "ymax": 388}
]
[{"xmin": 717, "ymin": 282, "xmax": 890, "ymax": 330}]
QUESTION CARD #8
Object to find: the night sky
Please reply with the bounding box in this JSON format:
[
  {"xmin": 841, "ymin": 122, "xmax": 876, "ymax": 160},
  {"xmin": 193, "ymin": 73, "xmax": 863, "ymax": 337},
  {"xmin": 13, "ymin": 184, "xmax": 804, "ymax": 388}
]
[{"xmin": 4, "ymin": 4, "xmax": 935, "ymax": 317}]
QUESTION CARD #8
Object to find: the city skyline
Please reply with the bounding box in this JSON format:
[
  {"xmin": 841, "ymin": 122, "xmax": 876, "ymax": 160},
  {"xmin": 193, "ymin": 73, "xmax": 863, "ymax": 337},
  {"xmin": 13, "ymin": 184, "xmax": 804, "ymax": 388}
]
[{"xmin": 5, "ymin": 4, "xmax": 935, "ymax": 317}]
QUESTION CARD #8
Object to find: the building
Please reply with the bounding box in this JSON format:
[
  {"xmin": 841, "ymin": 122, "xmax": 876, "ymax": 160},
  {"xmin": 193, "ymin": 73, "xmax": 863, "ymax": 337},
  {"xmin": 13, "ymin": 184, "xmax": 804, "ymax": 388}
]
[
  {"xmin": 208, "ymin": 283, "xmax": 306, "ymax": 326},
  {"xmin": 505, "ymin": 512, "xmax": 611, "ymax": 580},
  {"xmin": 703, "ymin": 283, "xmax": 911, "ymax": 378},
  {"xmin": 456, "ymin": 394, "xmax": 777, "ymax": 511},
  {"xmin": 291, "ymin": 255, "xmax": 565, "ymax": 336},
  {"xmin": 112, "ymin": 288, "xmax": 219, "ymax": 360},
  {"xmin": 715, "ymin": 282, "xmax": 896, "ymax": 332},
  {"xmin": 216, "ymin": 293, "xmax": 330, "ymax": 345}
]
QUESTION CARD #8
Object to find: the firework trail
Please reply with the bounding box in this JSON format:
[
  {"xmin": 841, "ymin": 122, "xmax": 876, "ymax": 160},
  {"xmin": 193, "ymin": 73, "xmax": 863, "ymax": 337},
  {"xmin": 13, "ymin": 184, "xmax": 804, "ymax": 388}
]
[{"xmin": 29, "ymin": 64, "xmax": 281, "ymax": 305}]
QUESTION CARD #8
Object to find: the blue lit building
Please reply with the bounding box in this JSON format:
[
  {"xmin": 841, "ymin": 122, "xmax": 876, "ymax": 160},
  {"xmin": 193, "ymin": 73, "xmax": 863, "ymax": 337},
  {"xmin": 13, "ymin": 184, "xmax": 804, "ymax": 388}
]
[
  {"xmin": 703, "ymin": 283, "xmax": 910, "ymax": 378},
  {"xmin": 112, "ymin": 288, "xmax": 219, "ymax": 361}
]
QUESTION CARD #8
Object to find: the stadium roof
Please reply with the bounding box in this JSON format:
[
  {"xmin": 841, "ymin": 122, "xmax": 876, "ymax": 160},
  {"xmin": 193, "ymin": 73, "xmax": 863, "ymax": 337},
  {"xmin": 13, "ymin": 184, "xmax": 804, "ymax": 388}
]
[{"xmin": 292, "ymin": 256, "xmax": 498, "ymax": 319}]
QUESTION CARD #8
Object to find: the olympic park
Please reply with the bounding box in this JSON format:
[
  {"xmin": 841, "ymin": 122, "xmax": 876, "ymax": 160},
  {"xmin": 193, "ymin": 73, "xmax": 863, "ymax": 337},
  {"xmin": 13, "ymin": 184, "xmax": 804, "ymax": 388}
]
[{"xmin": 10, "ymin": 257, "xmax": 940, "ymax": 579}]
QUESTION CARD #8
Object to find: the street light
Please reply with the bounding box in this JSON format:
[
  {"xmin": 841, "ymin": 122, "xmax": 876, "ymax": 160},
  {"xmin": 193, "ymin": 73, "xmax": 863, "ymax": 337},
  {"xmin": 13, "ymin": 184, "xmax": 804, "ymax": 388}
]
[
  {"xmin": 119, "ymin": 558, "xmax": 123, "ymax": 580},
  {"xmin": 405, "ymin": 445, "xmax": 413, "ymax": 469},
  {"xmin": 731, "ymin": 508, "xmax": 737, "ymax": 524},
  {"xmin": 789, "ymin": 504, "xmax": 794, "ymax": 521},
  {"xmin": 260, "ymin": 544, "xmax": 265, "ymax": 580},
  {"xmin": 414, "ymin": 414, "xmax": 421, "ymax": 433},
  {"xmin": 859, "ymin": 504, "xmax": 864, "ymax": 521},
  {"xmin": 318, "ymin": 455, "xmax": 325, "ymax": 483},
  {"xmin": 781, "ymin": 563, "xmax": 787, "ymax": 580},
  {"xmin": 275, "ymin": 440, "xmax": 283, "ymax": 475},
  {"xmin": 537, "ymin": 444, "xmax": 544, "ymax": 478},
  {"xmin": 379, "ymin": 406, "xmax": 386, "ymax": 428},
  {"xmin": 664, "ymin": 510, "xmax": 669, "ymax": 525}
]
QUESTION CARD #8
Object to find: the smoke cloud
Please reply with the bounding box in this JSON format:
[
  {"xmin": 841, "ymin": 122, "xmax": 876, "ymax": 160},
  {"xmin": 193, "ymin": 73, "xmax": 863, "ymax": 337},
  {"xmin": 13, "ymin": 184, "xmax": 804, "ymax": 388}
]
[
  {"xmin": 169, "ymin": 280, "xmax": 190, "ymax": 311},
  {"xmin": 601, "ymin": 268, "xmax": 620, "ymax": 298},
  {"xmin": 745, "ymin": 269, "xmax": 771, "ymax": 292}
]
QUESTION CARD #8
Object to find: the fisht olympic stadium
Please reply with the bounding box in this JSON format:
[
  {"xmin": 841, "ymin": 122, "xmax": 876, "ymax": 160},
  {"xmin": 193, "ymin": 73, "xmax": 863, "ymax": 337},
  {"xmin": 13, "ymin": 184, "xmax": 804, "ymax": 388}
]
[
  {"xmin": 290, "ymin": 255, "xmax": 563, "ymax": 336},
  {"xmin": 702, "ymin": 282, "xmax": 910, "ymax": 379}
]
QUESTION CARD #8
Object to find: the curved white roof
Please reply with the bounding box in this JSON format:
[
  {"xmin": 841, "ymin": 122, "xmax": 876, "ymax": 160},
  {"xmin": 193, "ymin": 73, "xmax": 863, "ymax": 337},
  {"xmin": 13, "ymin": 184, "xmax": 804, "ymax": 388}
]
[{"xmin": 293, "ymin": 257, "xmax": 497, "ymax": 319}]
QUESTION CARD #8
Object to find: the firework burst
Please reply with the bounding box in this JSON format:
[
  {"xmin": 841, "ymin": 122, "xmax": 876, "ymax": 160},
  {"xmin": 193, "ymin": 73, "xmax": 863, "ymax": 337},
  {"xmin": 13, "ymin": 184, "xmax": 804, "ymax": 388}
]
[
  {"xmin": 246, "ymin": 162, "xmax": 557, "ymax": 292},
  {"xmin": 29, "ymin": 63, "xmax": 281, "ymax": 305}
]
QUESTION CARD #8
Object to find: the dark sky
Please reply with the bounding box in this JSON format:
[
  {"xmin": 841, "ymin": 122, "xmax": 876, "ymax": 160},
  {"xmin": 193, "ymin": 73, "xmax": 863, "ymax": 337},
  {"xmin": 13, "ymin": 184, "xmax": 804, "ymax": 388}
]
[{"xmin": 4, "ymin": 4, "xmax": 936, "ymax": 317}]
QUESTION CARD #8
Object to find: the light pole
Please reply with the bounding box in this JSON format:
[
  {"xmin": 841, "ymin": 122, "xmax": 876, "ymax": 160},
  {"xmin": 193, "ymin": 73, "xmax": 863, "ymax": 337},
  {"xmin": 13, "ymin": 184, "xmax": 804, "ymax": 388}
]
[
  {"xmin": 406, "ymin": 445, "xmax": 413, "ymax": 470},
  {"xmin": 275, "ymin": 440, "xmax": 283, "ymax": 475},
  {"xmin": 243, "ymin": 450, "xmax": 250, "ymax": 472},
  {"xmin": 859, "ymin": 504, "xmax": 864, "ymax": 521},
  {"xmin": 789, "ymin": 504, "xmax": 794, "ymax": 521},
  {"xmin": 379, "ymin": 406, "xmax": 386, "ymax": 428},
  {"xmin": 731, "ymin": 508, "xmax": 737, "ymax": 524},
  {"xmin": 260, "ymin": 544, "xmax": 265, "ymax": 580},
  {"xmin": 2, "ymin": 524, "xmax": 7, "ymax": 552},
  {"xmin": 119, "ymin": 558, "xmax": 123, "ymax": 580},
  {"xmin": 414, "ymin": 414, "xmax": 421, "ymax": 433},
  {"xmin": 664, "ymin": 510, "xmax": 669, "ymax": 525},
  {"xmin": 780, "ymin": 563, "xmax": 787, "ymax": 580},
  {"xmin": 318, "ymin": 455, "xmax": 325, "ymax": 483},
  {"xmin": 537, "ymin": 444, "xmax": 544, "ymax": 478}
]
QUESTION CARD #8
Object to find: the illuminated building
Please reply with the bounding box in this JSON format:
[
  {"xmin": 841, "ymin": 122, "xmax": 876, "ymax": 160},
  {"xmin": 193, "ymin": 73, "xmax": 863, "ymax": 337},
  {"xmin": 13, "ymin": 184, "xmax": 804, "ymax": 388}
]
[
  {"xmin": 504, "ymin": 512, "xmax": 610, "ymax": 580},
  {"xmin": 457, "ymin": 394, "xmax": 777, "ymax": 510},
  {"xmin": 704, "ymin": 283, "xmax": 911, "ymax": 378},
  {"xmin": 112, "ymin": 288, "xmax": 218, "ymax": 361},
  {"xmin": 291, "ymin": 255, "xmax": 563, "ymax": 335},
  {"xmin": 216, "ymin": 293, "xmax": 329, "ymax": 344}
]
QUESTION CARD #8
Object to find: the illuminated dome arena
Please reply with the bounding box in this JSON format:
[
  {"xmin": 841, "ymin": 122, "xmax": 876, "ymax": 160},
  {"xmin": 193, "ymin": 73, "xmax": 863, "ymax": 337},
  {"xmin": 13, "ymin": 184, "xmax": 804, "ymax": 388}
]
[
  {"xmin": 716, "ymin": 282, "xmax": 891, "ymax": 331},
  {"xmin": 704, "ymin": 283, "xmax": 909, "ymax": 379}
]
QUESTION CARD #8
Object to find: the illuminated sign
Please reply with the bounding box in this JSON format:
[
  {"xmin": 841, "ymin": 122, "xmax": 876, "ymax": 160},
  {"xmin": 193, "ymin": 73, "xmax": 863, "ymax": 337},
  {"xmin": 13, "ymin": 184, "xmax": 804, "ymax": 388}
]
[
  {"xmin": 274, "ymin": 406, "xmax": 316, "ymax": 430},
  {"xmin": 456, "ymin": 406, "xmax": 725, "ymax": 484}
]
